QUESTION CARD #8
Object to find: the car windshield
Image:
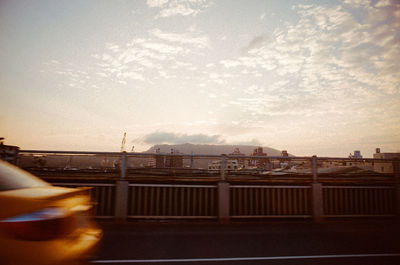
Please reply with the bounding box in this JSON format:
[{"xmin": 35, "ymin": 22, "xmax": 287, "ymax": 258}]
[{"xmin": 0, "ymin": 160, "xmax": 49, "ymax": 191}]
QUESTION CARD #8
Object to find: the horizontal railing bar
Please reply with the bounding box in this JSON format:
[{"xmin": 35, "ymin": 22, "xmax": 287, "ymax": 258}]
[
  {"xmin": 128, "ymin": 184, "xmax": 217, "ymax": 188},
  {"xmin": 19, "ymin": 150, "xmax": 395, "ymax": 161},
  {"xmin": 19, "ymin": 150, "xmax": 221, "ymax": 158},
  {"xmin": 324, "ymin": 214, "xmax": 396, "ymax": 217},
  {"xmin": 231, "ymin": 185, "xmax": 311, "ymax": 189},
  {"xmin": 20, "ymin": 150, "xmax": 122, "ymax": 155},
  {"xmin": 322, "ymin": 186, "xmax": 394, "ymax": 189},
  {"xmin": 231, "ymin": 215, "xmax": 312, "ymax": 218},
  {"xmin": 128, "ymin": 216, "xmax": 218, "ymax": 219},
  {"xmin": 51, "ymin": 183, "xmax": 116, "ymax": 187}
]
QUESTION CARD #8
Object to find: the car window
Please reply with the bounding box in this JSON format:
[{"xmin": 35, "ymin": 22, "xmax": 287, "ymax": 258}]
[{"xmin": 0, "ymin": 160, "xmax": 49, "ymax": 191}]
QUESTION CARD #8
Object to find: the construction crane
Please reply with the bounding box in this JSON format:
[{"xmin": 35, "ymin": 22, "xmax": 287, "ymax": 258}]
[{"xmin": 120, "ymin": 132, "xmax": 126, "ymax": 152}]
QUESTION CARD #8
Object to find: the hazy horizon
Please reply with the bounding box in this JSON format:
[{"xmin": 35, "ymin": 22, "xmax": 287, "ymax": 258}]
[{"xmin": 1, "ymin": 0, "xmax": 399, "ymax": 158}]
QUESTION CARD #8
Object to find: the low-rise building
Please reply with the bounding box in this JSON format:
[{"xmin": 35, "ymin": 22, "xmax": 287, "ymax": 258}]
[
  {"xmin": 249, "ymin": 147, "xmax": 271, "ymax": 170},
  {"xmin": 229, "ymin": 148, "xmax": 246, "ymax": 168},
  {"xmin": 154, "ymin": 148, "xmax": 184, "ymax": 168},
  {"xmin": 0, "ymin": 139, "xmax": 20, "ymax": 165},
  {"xmin": 373, "ymin": 148, "xmax": 400, "ymax": 174},
  {"xmin": 344, "ymin": 150, "xmax": 373, "ymax": 170},
  {"xmin": 208, "ymin": 159, "xmax": 239, "ymax": 171}
]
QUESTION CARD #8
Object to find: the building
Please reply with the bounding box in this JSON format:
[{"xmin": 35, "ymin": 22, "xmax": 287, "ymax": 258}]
[
  {"xmin": 249, "ymin": 147, "xmax": 271, "ymax": 170},
  {"xmin": 344, "ymin": 150, "xmax": 373, "ymax": 170},
  {"xmin": 229, "ymin": 148, "xmax": 246, "ymax": 168},
  {"xmin": 155, "ymin": 148, "xmax": 184, "ymax": 168},
  {"xmin": 0, "ymin": 138, "xmax": 20, "ymax": 165},
  {"xmin": 165, "ymin": 150, "xmax": 183, "ymax": 168},
  {"xmin": 373, "ymin": 148, "xmax": 400, "ymax": 174},
  {"xmin": 349, "ymin": 150, "xmax": 362, "ymax": 159},
  {"xmin": 208, "ymin": 159, "xmax": 239, "ymax": 171}
]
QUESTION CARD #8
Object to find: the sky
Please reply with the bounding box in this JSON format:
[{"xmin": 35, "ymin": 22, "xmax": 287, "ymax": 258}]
[{"xmin": 0, "ymin": 0, "xmax": 399, "ymax": 157}]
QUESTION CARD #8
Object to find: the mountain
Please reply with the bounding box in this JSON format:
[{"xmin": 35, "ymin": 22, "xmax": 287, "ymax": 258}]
[{"xmin": 144, "ymin": 143, "xmax": 285, "ymax": 156}]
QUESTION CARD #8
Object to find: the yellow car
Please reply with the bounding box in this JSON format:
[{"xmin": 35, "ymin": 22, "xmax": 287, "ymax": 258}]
[{"xmin": 0, "ymin": 160, "xmax": 102, "ymax": 265}]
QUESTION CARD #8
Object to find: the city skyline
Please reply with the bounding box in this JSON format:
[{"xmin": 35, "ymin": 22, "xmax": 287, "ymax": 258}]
[{"xmin": 0, "ymin": 0, "xmax": 399, "ymax": 157}]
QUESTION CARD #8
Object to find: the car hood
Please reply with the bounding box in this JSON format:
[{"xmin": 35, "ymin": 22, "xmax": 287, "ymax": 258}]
[{"xmin": 0, "ymin": 186, "xmax": 90, "ymax": 219}]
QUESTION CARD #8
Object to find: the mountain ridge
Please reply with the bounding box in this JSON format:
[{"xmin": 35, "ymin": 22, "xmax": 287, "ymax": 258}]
[{"xmin": 144, "ymin": 143, "xmax": 285, "ymax": 156}]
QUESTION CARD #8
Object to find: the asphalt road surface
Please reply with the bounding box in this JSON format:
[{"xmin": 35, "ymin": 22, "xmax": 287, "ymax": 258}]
[{"xmin": 92, "ymin": 220, "xmax": 400, "ymax": 265}]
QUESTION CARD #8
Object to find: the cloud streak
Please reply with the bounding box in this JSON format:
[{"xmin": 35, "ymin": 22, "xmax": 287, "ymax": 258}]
[
  {"xmin": 150, "ymin": 28, "xmax": 210, "ymax": 49},
  {"xmin": 143, "ymin": 131, "xmax": 225, "ymax": 144},
  {"xmin": 146, "ymin": 0, "xmax": 213, "ymax": 18}
]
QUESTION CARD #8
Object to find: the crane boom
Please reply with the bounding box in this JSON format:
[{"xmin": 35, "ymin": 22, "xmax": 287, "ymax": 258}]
[{"xmin": 120, "ymin": 132, "xmax": 126, "ymax": 152}]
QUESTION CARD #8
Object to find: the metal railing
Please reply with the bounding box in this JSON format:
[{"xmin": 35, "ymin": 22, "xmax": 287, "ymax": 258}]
[
  {"xmin": 14, "ymin": 150, "xmax": 400, "ymax": 222},
  {"xmin": 17, "ymin": 149, "xmax": 396, "ymax": 179},
  {"xmin": 51, "ymin": 182, "xmax": 116, "ymax": 218},
  {"xmin": 230, "ymin": 185, "xmax": 312, "ymax": 218},
  {"xmin": 322, "ymin": 186, "xmax": 395, "ymax": 217},
  {"xmin": 127, "ymin": 184, "xmax": 218, "ymax": 219}
]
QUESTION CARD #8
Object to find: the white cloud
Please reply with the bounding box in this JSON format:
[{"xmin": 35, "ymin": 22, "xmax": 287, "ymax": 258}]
[
  {"xmin": 141, "ymin": 42, "xmax": 186, "ymax": 54},
  {"xmin": 374, "ymin": 0, "xmax": 391, "ymax": 7},
  {"xmin": 87, "ymin": 26, "xmax": 212, "ymax": 83},
  {"xmin": 218, "ymin": 1, "xmax": 399, "ymax": 104},
  {"xmin": 143, "ymin": 131, "xmax": 225, "ymax": 144},
  {"xmin": 149, "ymin": 28, "xmax": 210, "ymax": 48},
  {"xmin": 146, "ymin": 0, "xmax": 169, "ymax": 8},
  {"xmin": 220, "ymin": 60, "xmax": 241, "ymax": 68},
  {"xmin": 147, "ymin": 0, "xmax": 213, "ymax": 18}
]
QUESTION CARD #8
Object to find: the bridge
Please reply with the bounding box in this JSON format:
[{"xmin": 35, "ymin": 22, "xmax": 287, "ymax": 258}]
[{"xmin": 16, "ymin": 150, "xmax": 400, "ymax": 223}]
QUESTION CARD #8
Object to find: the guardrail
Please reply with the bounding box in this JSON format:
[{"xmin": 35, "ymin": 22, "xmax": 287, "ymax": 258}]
[
  {"xmin": 51, "ymin": 182, "xmax": 116, "ymax": 218},
  {"xmin": 16, "ymin": 150, "xmax": 400, "ymax": 222},
  {"xmin": 128, "ymin": 184, "xmax": 218, "ymax": 219},
  {"xmin": 322, "ymin": 186, "xmax": 395, "ymax": 217},
  {"xmin": 230, "ymin": 185, "xmax": 312, "ymax": 218}
]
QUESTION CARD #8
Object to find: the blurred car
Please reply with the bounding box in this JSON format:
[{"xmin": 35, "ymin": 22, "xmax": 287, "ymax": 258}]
[{"xmin": 0, "ymin": 160, "xmax": 102, "ymax": 265}]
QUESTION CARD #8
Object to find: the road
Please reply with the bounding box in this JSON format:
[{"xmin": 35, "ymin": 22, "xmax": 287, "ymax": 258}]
[{"xmin": 92, "ymin": 220, "xmax": 400, "ymax": 265}]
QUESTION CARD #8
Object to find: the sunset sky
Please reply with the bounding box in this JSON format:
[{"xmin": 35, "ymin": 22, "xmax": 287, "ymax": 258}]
[{"xmin": 1, "ymin": 0, "xmax": 399, "ymax": 157}]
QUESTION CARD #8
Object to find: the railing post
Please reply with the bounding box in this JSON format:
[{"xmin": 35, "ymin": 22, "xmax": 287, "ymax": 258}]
[
  {"xmin": 221, "ymin": 155, "xmax": 227, "ymax": 181},
  {"xmin": 312, "ymin": 155, "xmax": 318, "ymax": 183},
  {"xmin": 115, "ymin": 180, "xmax": 129, "ymax": 221},
  {"xmin": 120, "ymin": 151, "xmax": 127, "ymax": 179},
  {"xmin": 190, "ymin": 152, "xmax": 194, "ymax": 168},
  {"xmin": 114, "ymin": 151, "xmax": 128, "ymax": 221},
  {"xmin": 393, "ymin": 158, "xmax": 400, "ymax": 217},
  {"xmin": 311, "ymin": 155, "xmax": 323, "ymax": 222},
  {"xmin": 218, "ymin": 181, "xmax": 230, "ymax": 223}
]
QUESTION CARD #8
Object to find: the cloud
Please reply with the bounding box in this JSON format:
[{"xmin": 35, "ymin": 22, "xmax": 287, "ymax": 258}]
[
  {"xmin": 215, "ymin": 0, "xmax": 400, "ymax": 123},
  {"xmin": 219, "ymin": 60, "xmax": 241, "ymax": 68},
  {"xmin": 90, "ymin": 30, "xmax": 206, "ymax": 83},
  {"xmin": 241, "ymin": 35, "xmax": 269, "ymax": 53},
  {"xmin": 149, "ymin": 28, "xmax": 210, "ymax": 48},
  {"xmin": 147, "ymin": 0, "xmax": 213, "ymax": 18},
  {"xmin": 146, "ymin": 0, "xmax": 169, "ymax": 8},
  {"xmin": 233, "ymin": 138, "xmax": 262, "ymax": 146},
  {"xmin": 141, "ymin": 42, "xmax": 186, "ymax": 54},
  {"xmin": 86, "ymin": 27, "xmax": 212, "ymax": 84},
  {"xmin": 143, "ymin": 131, "xmax": 225, "ymax": 144}
]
